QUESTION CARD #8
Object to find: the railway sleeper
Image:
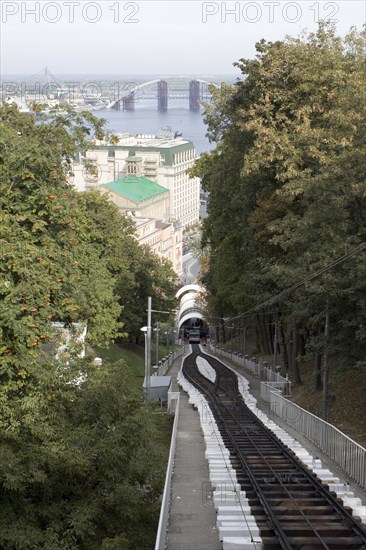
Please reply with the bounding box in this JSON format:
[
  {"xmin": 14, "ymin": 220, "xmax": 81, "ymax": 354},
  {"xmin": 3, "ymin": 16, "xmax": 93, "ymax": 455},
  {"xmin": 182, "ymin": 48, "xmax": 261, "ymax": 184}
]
[
  {"xmin": 182, "ymin": 351, "xmax": 366, "ymax": 549},
  {"xmin": 277, "ymin": 535, "xmax": 365, "ymax": 549},
  {"xmin": 257, "ymin": 536, "xmax": 365, "ymax": 550},
  {"xmin": 262, "ymin": 497, "xmax": 334, "ymax": 506},
  {"xmin": 240, "ymin": 462, "xmax": 299, "ymax": 475},
  {"xmin": 279, "ymin": 525, "xmax": 360, "ymax": 536},
  {"xmin": 259, "ymin": 489, "xmax": 327, "ymax": 498}
]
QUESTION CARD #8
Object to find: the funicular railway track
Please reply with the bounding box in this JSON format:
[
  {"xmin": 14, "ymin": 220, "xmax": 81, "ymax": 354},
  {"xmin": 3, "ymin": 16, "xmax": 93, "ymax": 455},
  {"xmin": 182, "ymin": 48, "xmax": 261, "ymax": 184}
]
[{"xmin": 183, "ymin": 346, "xmax": 366, "ymax": 550}]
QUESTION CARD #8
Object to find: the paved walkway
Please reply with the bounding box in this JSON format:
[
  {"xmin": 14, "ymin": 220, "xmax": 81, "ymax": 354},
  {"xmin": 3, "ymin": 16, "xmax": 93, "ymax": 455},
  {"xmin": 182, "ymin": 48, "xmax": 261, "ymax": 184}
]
[
  {"xmin": 164, "ymin": 346, "xmax": 365, "ymax": 550},
  {"xmin": 165, "ymin": 350, "xmax": 221, "ymax": 550}
]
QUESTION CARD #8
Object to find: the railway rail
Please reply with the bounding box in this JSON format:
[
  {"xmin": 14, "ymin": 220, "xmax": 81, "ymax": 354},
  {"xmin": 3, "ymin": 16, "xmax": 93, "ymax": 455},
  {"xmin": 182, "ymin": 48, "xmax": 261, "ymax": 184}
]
[{"xmin": 182, "ymin": 345, "xmax": 366, "ymax": 550}]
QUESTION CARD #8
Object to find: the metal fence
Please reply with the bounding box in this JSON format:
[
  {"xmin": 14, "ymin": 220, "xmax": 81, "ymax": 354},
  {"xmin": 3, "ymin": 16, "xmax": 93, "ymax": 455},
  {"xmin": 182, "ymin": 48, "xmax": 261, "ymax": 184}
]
[
  {"xmin": 210, "ymin": 344, "xmax": 365, "ymax": 490},
  {"xmin": 154, "ymin": 346, "xmax": 185, "ymax": 376},
  {"xmin": 260, "ymin": 381, "xmax": 284, "ymax": 402},
  {"xmin": 168, "ymin": 391, "xmax": 180, "ymax": 414},
  {"xmin": 269, "ymin": 390, "xmax": 366, "ymax": 490},
  {"xmin": 155, "ymin": 392, "xmax": 180, "ymax": 550},
  {"xmin": 211, "ymin": 344, "xmax": 291, "ymax": 395}
]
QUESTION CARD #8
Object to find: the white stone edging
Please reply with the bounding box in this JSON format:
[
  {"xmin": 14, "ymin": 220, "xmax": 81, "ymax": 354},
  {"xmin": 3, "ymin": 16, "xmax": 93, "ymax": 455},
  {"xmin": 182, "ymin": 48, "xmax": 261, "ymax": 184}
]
[
  {"xmin": 178, "ymin": 358, "xmax": 262, "ymax": 550},
  {"xmin": 202, "ymin": 348, "xmax": 366, "ymax": 526}
]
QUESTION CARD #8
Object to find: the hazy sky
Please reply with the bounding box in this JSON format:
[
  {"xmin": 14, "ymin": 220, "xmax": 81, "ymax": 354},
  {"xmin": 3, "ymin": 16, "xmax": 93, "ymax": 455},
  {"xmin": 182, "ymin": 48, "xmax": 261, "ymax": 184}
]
[{"xmin": 1, "ymin": 1, "xmax": 365, "ymax": 75}]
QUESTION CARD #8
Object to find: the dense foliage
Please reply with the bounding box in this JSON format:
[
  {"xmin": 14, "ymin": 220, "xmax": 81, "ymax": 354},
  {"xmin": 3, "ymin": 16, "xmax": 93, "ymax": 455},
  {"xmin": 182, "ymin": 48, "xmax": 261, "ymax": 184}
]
[
  {"xmin": 0, "ymin": 359, "xmax": 166, "ymax": 550},
  {"xmin": 0, "ymin": 104, "xmax": 176, "ymax": 547},
  {"xmin": 191, "ymin": 23, "xmax": 366, "ymax": 383}
]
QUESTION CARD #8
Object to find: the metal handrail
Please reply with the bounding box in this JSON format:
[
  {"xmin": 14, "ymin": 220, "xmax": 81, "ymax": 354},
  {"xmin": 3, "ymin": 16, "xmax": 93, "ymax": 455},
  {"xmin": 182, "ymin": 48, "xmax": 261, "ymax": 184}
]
[
  {"xmin": 211, "ymin": 344, "xmax": 366, "ymax": 490},
  {"xmin": 270, "ymin": 390, "xmax": 366, "ymax": 490},
  {"xmin": 210, "ymin": 344, "xmax": 291, "ymax": 395},
  {"xmin": 154, "ymin": 346, "xmax": 185, "ymax": 376},
  {"xmin": 184, "ymin": 348, "xmax": 366, "ymax": 545},
  {"xmin": 154, "ymin": 393, "xmax": 180, "ymax": 550}
]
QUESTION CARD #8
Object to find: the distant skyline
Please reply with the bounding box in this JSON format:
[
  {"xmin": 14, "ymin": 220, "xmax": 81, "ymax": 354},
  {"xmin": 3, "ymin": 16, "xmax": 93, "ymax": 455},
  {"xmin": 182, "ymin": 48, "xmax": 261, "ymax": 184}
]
[
  {"xmin": 0, "ymin": 72, "xmax": 238, "ymax": 77},
  {"xmin": 1, "ymin": 1, "xmax": 365, "ymax": 75}
]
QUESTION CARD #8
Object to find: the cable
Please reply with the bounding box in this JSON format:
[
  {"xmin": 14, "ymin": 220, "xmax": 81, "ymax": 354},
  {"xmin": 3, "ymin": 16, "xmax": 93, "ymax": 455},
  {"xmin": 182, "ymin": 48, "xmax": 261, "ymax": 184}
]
[
  {"xmin": 208, "ymin": 310, "xmax": 293, "ymax": 329},
  {"xmin": 227, "ymin": 242, "xmax": 366, "ymax": 323}
]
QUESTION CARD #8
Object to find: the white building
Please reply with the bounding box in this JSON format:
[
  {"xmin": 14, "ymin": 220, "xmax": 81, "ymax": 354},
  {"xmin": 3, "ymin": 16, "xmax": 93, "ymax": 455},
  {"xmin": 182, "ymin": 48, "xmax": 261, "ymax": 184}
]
[
  {"xmin": 72, "ymin": 133, "xmax": 200, "ymax": 230},
  {"xmin": 96, "ymin": 168, "xmax": 183, "ymax": 276},
  {"xmin": 132, "ymin": 215, "xmax": 182, "ymax": 276}
]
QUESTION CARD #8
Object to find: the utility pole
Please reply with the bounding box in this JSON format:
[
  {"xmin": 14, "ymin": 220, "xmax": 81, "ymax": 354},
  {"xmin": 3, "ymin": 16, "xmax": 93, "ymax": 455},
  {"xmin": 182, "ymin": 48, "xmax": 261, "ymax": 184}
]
[
  {"xmin": 274, "ymin": 317, "xmax": 278, "ymax": 369},
  {"xmin": 171, "ymin": 328, "xmax": 177, "ymax": 352},
  {"xmin": 155, "ymin": 322, "xmax": 160, "ymax": 369},
  {"xmin": 243, "ymin": 325, "xmax": 247, "ymax": 368},
  {"xmin": 322, "ymin": 298, "xmax": 330, "ymax": 422},
  {"xmin": 146, "ymin": 296, "xmax": 152, "ymax": 398}
]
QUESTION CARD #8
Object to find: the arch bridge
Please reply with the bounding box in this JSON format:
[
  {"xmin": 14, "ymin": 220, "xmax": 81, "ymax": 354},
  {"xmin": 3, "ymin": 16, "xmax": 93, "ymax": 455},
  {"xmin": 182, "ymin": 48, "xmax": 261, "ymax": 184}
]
[{"xmin": 107, "ymin": 78, "xmax": 219, "ymax": 112}]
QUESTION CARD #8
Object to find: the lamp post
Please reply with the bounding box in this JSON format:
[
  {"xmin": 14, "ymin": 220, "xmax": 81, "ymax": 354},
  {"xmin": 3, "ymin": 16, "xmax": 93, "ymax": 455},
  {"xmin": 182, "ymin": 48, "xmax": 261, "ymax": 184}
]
[
  {"xmin": 154, "ymin": 322, "xmax": 160, "ymax": 370},
  {"xmin": 141, "ymin": 296, "xmax": 152, "ymax": 398},
  {"xmin": 243, "ymin": 325, "xmax": 247, "ymax": 368},
  {"xmin": 140, "ymin": 326, "xmax": 149, "ymax": 397},
  {"xmin": 273, "ymin": 318, "xmax": 278, "ymax": 369},
  {"xmin": 147, "ymin": 297, "xmax": 152, "ymax": 395},
  {"xmin": 164, "ymin": 330, "xmax": 169, "ymax": 354},
  {"xmin": 171, "ymin": 328, "xmax": 177, "ymax": 353},
  {"xmin": 322, "ymin": 298, "xmax": 330, "ymax": 422},
  {"xmin": 148, "ymin": 304, "xmax": 178, "ymax": 375}
]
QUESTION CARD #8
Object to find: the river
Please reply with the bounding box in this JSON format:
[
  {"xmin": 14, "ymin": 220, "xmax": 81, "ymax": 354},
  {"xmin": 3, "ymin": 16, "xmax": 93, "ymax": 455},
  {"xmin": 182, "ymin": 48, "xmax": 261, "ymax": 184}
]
[{"xmin": 94, "ymin": 99, "xmax": 215, "ymax": 155}]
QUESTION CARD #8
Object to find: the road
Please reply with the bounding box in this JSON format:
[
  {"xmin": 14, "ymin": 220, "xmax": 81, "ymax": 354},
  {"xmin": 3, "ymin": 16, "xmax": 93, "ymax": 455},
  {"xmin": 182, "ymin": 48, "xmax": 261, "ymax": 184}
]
[
  {"xmin": 200, "ymin": 201, "xmax": 208, "ymax": 219},
  {"xmin": 182, "ymin": 252, "xmax": 200, "ymax": 284},
  {"xmin": 182, "ymin": 197, "xmax": 207, "ymax": 285}
]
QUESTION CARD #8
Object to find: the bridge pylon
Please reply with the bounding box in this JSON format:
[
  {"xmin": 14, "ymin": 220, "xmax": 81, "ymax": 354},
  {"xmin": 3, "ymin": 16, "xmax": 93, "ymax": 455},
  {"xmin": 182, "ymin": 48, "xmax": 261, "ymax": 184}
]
[
  {"xmin": 122, "ymin": 92, "xmax": 135, "ymax": 111},
  {"xmin": 189, "ymin": 80, "xmax": 200, "ymax": 111},
  {"xmin": 158, "ymin": 80, "xmax": 168, "ymax": 111}
]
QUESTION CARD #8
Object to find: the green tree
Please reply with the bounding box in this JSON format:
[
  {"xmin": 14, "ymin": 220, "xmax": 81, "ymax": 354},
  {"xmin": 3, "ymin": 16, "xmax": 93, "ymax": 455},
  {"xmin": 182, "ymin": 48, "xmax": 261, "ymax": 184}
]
[
  {"xmin": 0, "ymin": 104, "xmax": 174, "ymax": 548},
  {"xmin": 0, "ymin": 358, "xmax": 166, "ymax": 549},
  {"xmin": 192, "ymin": 23, "xmax": 366, "ymax": 380},
  {"xmin": 121, "ymin": 247, "xmax": 178, "ymax": 343},
  {"xmin": 0, "ymin": 104, "xmax": 122, "ymax": 417},
  {"xmin": 75, "ymin": 190, "xmax": 178, "ymax": 343}
]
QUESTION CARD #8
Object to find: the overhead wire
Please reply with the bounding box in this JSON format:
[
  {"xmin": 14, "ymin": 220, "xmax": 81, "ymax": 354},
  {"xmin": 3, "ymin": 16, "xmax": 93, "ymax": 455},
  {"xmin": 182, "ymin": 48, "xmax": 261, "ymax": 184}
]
[{"xmin": 226, "ymin": 242, "xmax": 366, "ymax": 323}]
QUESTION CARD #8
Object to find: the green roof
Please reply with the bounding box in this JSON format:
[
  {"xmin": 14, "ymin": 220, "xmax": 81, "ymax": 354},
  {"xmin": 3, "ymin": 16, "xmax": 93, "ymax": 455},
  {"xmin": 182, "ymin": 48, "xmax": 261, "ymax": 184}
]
[{"xmin": 101, "ymin": 176, "xmax": 169, "ymax": 203}]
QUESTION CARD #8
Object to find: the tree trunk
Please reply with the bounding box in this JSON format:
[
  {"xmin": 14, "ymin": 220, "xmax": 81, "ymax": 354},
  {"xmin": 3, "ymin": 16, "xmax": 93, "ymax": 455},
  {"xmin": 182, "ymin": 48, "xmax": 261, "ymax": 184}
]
[
  {"xmin": 290, "ymin": 323, "xmax": 302, "ymax": 385},
  {"xmin": 298, "ymin": 332, "xmax": 306, "ymax": 358},
  {"xmin": 256, "ymin": 314, "xmax": 270, "ymax": 355},
  {"xmin": 275, "ymin": 305, "xmax": 288, "ymax": 372},
  {"xmin": 221, "ymin": 320, "xmax": 226, "ymax": 344},
  {"xmin": 263, "ymin": 313, "xmax": 273, "ymax": 355},
  {"xmin": 254, "ymin": 321, "xmax": 261, "ymax": 354},
  {"xmin": 286, "ymin": 325, "xmax": 293, "ymax": 374},
  {"xmin": 314, "ymin": 352, "xmax": 322, "ymax": 390}
]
